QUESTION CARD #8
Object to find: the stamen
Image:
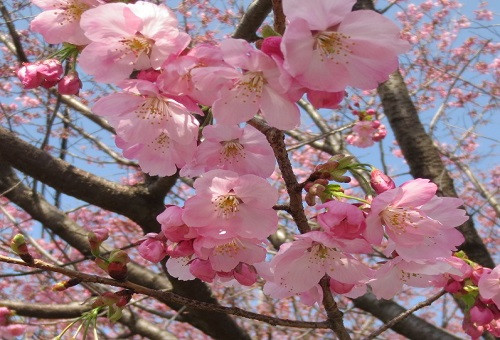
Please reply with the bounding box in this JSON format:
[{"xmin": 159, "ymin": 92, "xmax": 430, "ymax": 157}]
[
  {"xmin": 315, "ymin": 31, "xmax": 354, "ymax": 62},
  {"xmin": 213, "ymin": 194, "xmax": 241, "ymax": 218},
  {"xmin": 220, "ymin": 139, "xmax": 244, "ymax": 162}
]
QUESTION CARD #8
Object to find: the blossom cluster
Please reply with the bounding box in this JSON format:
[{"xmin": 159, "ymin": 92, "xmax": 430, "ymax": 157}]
[{"xmin": 21, "ymin": 0, "xmax": 499, "ymax": 337}]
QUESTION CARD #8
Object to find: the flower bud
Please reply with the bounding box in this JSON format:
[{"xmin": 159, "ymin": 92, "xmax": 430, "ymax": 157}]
[
  {"xmin": 470, "ymin": 304, "xmax": 494, "ymax": 326},
  {"xmin": 37, "ymin": 59, "xmax": 63, "ymax": 82},
  {"xmin": 471, "ymin": 266, "xmax": 491, "ymax": 285},
  {"xmin": 57, "ymin": 72, "xmax": 82, "ymax": 95},
  {"xmin": 306, "ymin": 90, "xmax": 344, "ymax": 109},
  {"xmin": 108, "ymin": 250, "xmax": 129, "ymax": 281},
  {"xmin": 10, "ymin": 234, "xmax": 33, "ymax": 263},
  {"xmin": 88, "ymin": 228, "xmax": 109, "ymax": 257},
  {"xmin": 234, "ymin": 263, "xmax": 258, "ymax": 286},
  {"xmin": 115, "ymin": 289, "xmax": 134, "ymax": 307},
  {"xmin": 138, "ymin": 235, "xmax": 167, "ymax": 262},
  {"xmin": 189, "ymin": 259, "xmax": 215, "ymax": 283},
  {"xmin": 166, "ymin": 239, "xmax": 194, "ymax": 257},
  {"xmin": 370, "ymin": 169, "xmax": 396, "ymax": 194},
  {"xmin": 17, "ymin": 63, "xmax": 42, "ymax": 89},
  {"xmin": 52, "ymin": 278, "xmax": 82, "ymax": 292},
  {"xmin": 260, "ymin": 36, "xmax": 283, "ymax": 59},
  {"xmin": 444, "ymin": 279, "xmax": 463, "ymax": 293}
]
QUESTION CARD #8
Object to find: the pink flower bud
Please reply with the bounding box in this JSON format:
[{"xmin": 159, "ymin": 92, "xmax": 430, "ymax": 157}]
[
  {"xmin": 17, "ymin": 63, "xmax": 43, "ymax": 89},
  {"xmin": 462, "ymin": 319, "xmax": 484, "ymax": 338},
  {"xmin": 372, "ymin": 126, "xmax": 387, "ymax": 141},
  {"xmin": 88, "ymin": 228, "xmax": 109, "ymax": 256},
  {"xmin": 306, "ymin": 89, "xmax": 344, "ymax": 110},
  {"xmin": 166, "ymin": 240, "xmax": 194, "ymax": 257},
  {"xmin": 189, "ymin": 259, "xmax": 215, "ymax": 283},
  {"xmin": 58, "ymin": 72, "xmax": 82, "ymax": 95},
  {"xmin": 371, "ymin": 120, "xmax": 381, "ymax": 128},
  {"xmin": 444, "ymin": 279, "xmax": 462, "ymax": 293},
  {"xmin": 234, "ymin": 263, "xmax": 258, "ymax": 286},
  {"xmin": 260, "ymin": 36, "xmax": 283, "ymax": 59},
  {"xmin": 470, "ymin": 304, "xmax": 494, "ymax": 326},
  {"xmin": 138, "ymin": 237, "xmax": 167, "ymax": 263},
  {"xmin": 108, "ymin": 250, "xmax": 129, "ymax": 280},
  {"xmin": 370, "ymin": 169, "xmax": 396, "ymax": 194},
  {"xmin": 37, "ymin": 59, "xmax": 63, "ymax": 82}
]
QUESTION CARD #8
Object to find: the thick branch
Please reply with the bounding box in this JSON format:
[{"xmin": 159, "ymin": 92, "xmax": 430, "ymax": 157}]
[
  {"xmin": 0, "ymin": 301, "xmax": 177, "ymax": 340},
  {"xmin": 0, "ymin": 255, "xmax": 330, "ymax": 330},
  {"xmin": 353, "ymin": 293, "xmax": 460, "ymax": 340},
  {"xmin": 232, "ymin": 0, "xmax": 272, "ymax": 41},
  {"xmin": 0, "ymin": 126, "xmax": 164, "ymax": 233},
  {"xmin": 0, "ymin": 162, "xmax": 251, "ymax": 340}
]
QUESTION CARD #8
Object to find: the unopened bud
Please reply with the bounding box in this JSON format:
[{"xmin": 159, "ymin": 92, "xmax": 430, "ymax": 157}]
[
  {"xmin": 370, "ymin": 169, "xmax": 396, "ymax": 194},
  {"xmin": 114, "ymin": 289, "xmax": 134, "ymax": 307},
  {"xmin": 10, "ymin": 234, "xmax": 33, "ymax": 263},
  {"xmin": 88, "ymin": 228, "xmax": 109, "ymax": 257},
  {"xmin": 57, "ymin": 71, "xmax": 82, "ymax": 95},
  {"xmin": 108, "ymin": 250, "xmax": 129, "ymax": 281},
  {"xmin": 52, "ymin": 278, "xmax": 82, "ymax": 291}
]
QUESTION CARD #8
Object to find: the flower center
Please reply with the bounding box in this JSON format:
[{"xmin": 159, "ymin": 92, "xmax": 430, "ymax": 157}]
[
  {"xmin": 381, "ymin": 207, "xmax": 422, "ymax": 234},
  {"xmin": 136, "ymin": 97, "xmax": 171, "ymax": 124},
  {"xmin": 63, "ymin": 1, "xmax": 90, "ymax": 22},
  {"xmin": 213, "ymin": 194, "xmax": 241, "ymax": 218},
  {"xmin": 315, "ymin": 31, "xmax": 353, "ymax": 61},
  {"xmin": 234, "ymin": 72, "xmax": 266, "ymax": 103},
  {"xmin": 220, "ymin": 139, "xmax": 244, "ymax": 162},
  {"xmin": 213, "ymin": 239, "xmax": 245, "ymax": 257}
]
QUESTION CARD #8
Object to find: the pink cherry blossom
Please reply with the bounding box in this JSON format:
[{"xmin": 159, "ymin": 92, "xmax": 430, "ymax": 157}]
[
  {"xmin": 470, "ymin": 304, "xmax": 494, "ymax": 326},
  {"xmin": 182, "ymin": 170, "xmax": 279, "ymax": 239},
  {"xmin": 192, "ymin": 39, "xmax": 300, "ymax": 130},
  {"xmin": 115, "ymin": 128, "xmax": 196, "ymax": 176},
  {"xmin": 369, "ymin": 257, "xmax": 464, "ymax": 299},
  {"xmin": 281, "ymin": 0, "xmax": 410, "ymax": 92},
  {"xmin": 57, "ymin": 72, "xmax": 82, "ymax": 95},
  {"xmin": 370, "ymin": 168, "xmax": 396, "ymax": 194},
  {"xmin": 478, "ymin": 265, "xmax": 500, "ymax": 309},
  {"xmin": 193, "ymin": 236, "xmax": 266, "ymax": 272},
  {"xmin": 137, "ymin": 233, "xmax": 167, "ymax": 263},
  {"xmin": 234, "ymin": 263, "xmax": 258, "ymax": 286},
  {"xmin": 30, "ymin": 0, "xmax": 101, "ymax": 45},
  {"xmin": 365, "ymin": 178, "xmax": 468, "ymax": 259},
  {"xmin": 157, "ymin": 206, "xmax": 197, "ymax": 242},
  {"xmin": 93, "ymin": 80, "xmax": 198, "ymax": 146},
  {"xmin": 316, "ymin": 200, "xmax": 371, "ymax": 253},
  {"xmin": 79, "ymin": 1, "xmax": 190, "ymax": 83},
  {"xmin": 166, "ymin": 255, "xmax": 195, "ymax": 281},
  {"xmin": 262, "ymin": 231, "xmax": 372, "ymax": 299},
  {"xmin": 180, "ymin": 124, "xmax": 276, "ymax": 178}
]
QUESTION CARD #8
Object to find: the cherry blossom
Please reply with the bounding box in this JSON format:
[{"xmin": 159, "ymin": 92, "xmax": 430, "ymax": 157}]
[
  {"xmin": 281, "ymin": 0, "xmax": 410, "ymax": 92},
  {"xmin": 365, "ymin": 178, "xmax": 468, "ymax": 259},
  {"xmin": 261, "ymin": 231, "xmax": 372, "ymax": 299},
  {"xmin": 180, "ymin": 124, "xmax": 276, "ymax": 178},
  {"xmin": 30, "ymin": 0, "xmax": 101, "ymax": 45},
  {"xmin": 182, "ymin": 170, "xmax": 279, "ymax": 239},
  {"xmin": 478, "ymin": 265, "xmax": 500, "ymax": 309},
  {"xmin": 192, "ymin": 39, "xmax": 300, "ymax": 129},
  {"xmin": 79, "ymin": 1, "xmax": 190, "ymax": 83}
]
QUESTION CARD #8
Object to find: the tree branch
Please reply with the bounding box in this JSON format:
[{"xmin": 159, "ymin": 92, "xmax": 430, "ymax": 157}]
[{"xmin": 232, "ymin": 0, "xmax": 272, "ymax": 41}]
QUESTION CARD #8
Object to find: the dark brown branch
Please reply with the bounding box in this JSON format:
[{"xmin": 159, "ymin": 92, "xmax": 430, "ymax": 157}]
[
  {"xmin": 0, "ymin": 255, "xmax": 331, "ymax": 330},
  {"xmin": 0, "ymin": 126, "xmax": 164, "ymax": 234},
  {"xmin": 232, "ymin": 0, "xmax": 272, "ymax": 41},
  {"xmin": 319, "ymin": 277, "xmax": 351, "ymax": 340},
  {"xmin": 271, "ymin": 0, "xmax": 286, "ymax": 35},
  {"xmin": 0, "ymin": 161, "xmax": 251, "ymax": 340},
  {"xmin": 0, "ymin": 300, "xmax": 177, "ymax": 340},
  {"xmin": 0, "ymin": 1, "xmax": 28, "ymax": 62},
  {"xmin": 353, "ymin": 293, "xmax": 460, "ymax": 340},
  {"xmin": 249, "ymin": 119, "xmax": 310, "ymax": 234},
  {"xmin": 365, "ymin": 291, "xmax": 446, "ymax": 339}
]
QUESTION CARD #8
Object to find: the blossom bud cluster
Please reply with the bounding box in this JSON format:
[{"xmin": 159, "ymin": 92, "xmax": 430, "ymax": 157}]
[
  {"xmin": 0, "ymin": 307, "xmax": 26, "ymax": 339},
  {"xmin": 346, "ymin": 109, "xmax": 388, "ymax": 148},
  {"xmin": 443, "ymin": 256, "xmax": 500, "ymax": 338},
  {"xmin": 23, "ymin": 0, "xmax": 499, "ymax": 337},
  {"xmin": 17, "ymin": 59, "xmax": 82, "ymax": 95}
]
